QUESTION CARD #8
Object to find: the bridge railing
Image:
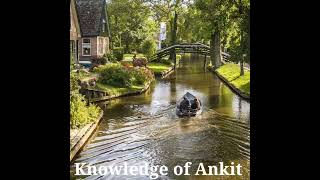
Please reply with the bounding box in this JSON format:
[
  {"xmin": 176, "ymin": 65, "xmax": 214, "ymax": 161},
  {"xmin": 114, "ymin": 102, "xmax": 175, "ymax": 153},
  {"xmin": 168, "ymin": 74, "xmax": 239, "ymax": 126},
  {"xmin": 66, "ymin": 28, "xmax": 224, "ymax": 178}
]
[{"xmin": 150, "ymin": 43, "xmax": 231, "ymax": 62}]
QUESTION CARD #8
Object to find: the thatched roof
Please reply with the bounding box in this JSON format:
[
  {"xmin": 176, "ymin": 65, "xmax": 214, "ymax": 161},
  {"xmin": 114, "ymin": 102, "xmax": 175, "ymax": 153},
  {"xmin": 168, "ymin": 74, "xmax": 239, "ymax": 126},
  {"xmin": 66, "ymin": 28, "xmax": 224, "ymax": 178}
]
[{"xmin": 76, "ymin": 0, "xmax": 108, "ymax": 37}]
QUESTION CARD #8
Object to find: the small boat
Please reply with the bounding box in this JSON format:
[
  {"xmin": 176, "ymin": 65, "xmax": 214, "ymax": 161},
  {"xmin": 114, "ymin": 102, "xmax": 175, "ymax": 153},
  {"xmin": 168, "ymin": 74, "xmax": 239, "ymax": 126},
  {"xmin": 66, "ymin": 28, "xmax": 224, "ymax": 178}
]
[{"xmin": 176, "ymin": 92, "xmax": 202, "ymax": 117}]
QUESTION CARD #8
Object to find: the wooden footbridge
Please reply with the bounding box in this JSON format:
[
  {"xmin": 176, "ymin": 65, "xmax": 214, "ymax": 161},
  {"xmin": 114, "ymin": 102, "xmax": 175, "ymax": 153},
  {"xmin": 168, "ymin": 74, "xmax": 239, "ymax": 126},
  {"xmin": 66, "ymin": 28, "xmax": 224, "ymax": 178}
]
[{"xmin": 149, "ymin": 43, "xmax": 230, "ymax": 63}]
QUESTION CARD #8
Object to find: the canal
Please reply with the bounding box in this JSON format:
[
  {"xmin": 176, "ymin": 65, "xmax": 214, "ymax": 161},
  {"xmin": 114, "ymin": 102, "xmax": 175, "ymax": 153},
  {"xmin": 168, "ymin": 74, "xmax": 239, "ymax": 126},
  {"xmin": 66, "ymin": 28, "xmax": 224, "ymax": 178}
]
[{"xmin": 70, "ymin": 55, "xmax": 250, "ymax": 180}]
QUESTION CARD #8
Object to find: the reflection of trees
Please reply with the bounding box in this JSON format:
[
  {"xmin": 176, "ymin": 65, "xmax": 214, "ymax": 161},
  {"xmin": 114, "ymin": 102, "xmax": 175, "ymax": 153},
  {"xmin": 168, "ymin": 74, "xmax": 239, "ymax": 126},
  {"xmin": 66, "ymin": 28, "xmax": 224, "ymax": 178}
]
[
  {"xmin": 207, "ymin": 75, "xmax": 222, "ymax": 107},
  {"xmin": 238, "ymin": 97, "xmax": 242, "ymax": 120},
  {"xmin": 169, "ymin": 68, "xmax": 176, "ymax": 104}
]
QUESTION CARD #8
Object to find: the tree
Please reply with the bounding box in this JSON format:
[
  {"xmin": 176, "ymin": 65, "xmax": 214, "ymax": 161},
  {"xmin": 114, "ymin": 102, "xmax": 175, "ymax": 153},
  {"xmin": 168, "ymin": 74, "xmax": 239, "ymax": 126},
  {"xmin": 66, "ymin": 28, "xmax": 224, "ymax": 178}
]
[
  {"xmin": 194, "ymin": 0, "xmax": 250, "ymax": 71},
  {"xmin": 107, "ymin": 0, "xmax": 156, "ymax": 53},
  {"xmin": 141, "ymin": 38, "xmax": 157, "ymax": 60}
]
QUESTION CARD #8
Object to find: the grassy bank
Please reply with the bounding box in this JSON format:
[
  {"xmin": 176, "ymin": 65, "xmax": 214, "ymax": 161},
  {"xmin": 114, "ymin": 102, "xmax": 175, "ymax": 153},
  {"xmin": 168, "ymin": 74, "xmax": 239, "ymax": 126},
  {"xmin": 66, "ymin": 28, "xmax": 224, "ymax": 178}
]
[
  {"xmin": 147, "ymin": 62, "xmax": 172, "ymax": 74},
  {"xmin": 216, "ymin": 64, "xmax": 250, "ymax": 95},
  {"xmin": 120, "ymin": 61, "xmax": 172, "ymax": 75},
  {"xmin": 95, "ymin": 82, "xmax": 145, "ymax": 95}
]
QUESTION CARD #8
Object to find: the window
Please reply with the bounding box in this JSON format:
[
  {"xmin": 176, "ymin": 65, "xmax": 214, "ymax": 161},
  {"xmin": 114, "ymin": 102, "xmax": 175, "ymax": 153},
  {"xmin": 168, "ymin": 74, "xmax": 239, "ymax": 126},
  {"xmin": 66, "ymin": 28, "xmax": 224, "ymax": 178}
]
[
  {"xmin": 82, "ymin": 38, "xmax": 91, "ymax": 56},
  {"xmin": 99, "ymin": 38, "xmax": 104, "ymax": 55}
]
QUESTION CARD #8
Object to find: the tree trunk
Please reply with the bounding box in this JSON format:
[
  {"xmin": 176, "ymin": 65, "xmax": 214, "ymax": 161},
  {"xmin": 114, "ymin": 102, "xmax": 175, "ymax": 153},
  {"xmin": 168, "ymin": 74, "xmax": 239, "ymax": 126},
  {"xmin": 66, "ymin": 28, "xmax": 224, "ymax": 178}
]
[
  {"xmin": 211, "ymin": 31, "xmax": 222, "ymax": 70},
  {"xmin": 171, "ymin": 11, "xmax": 178, "ymax": 45},
  {"xmin": 170, "ymin": 11, "xmax": 178, "ymax": 67},
  {"xmin": 240, "ymin": 58, "xmax": 244, "ymax": 76},
  {"xmin": 125, "ymin": 40, "xmax": 129, "ymax": 53},
  {"xmin": 240, "ymin": 30, "xmax": 244, "ymax": 76}
]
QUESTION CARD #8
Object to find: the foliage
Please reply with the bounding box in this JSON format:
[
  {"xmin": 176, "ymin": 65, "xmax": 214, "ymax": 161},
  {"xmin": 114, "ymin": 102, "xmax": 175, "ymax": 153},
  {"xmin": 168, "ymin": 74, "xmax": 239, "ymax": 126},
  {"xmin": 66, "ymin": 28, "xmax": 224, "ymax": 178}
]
[
  {"xmin": 98, "ymin": 63, "xmax": 132, "ymax": 87},
  {"xmin": 70, "ymin": 72, "xmax": 101, "ymax": 129},
  {"xmin": 120, "ymin": 61, "xmax": 133, "ymax": 67},
  {"xmin": 92, "ymin": 56, "xmax": 108, "ymax": 66},
  {"xmin": 107, "ymin": 0, "xmax": 156, "ymax": 53},
  {"xmin": 159, "ymin": 57, "xmax": 172, "ymax": 65},
  {"xmin": 70, "ymin": 72, "xmax": 81, "ymax": 92},
  {"xmin": 113, "ymin": 47, "xmax": 124, "ymax": 61},
  {"xmin": 216, "ymin": 63, "xmax": 250, "ymax": 95},
  {"xmin": 95, "ymin": 63, "xmax": 154, "ymax": 88},
  {"xmin": 106, "ymin": 0, "xmax": 249, "ymax": 65},
  {"xmin": 193, "ymin": 0, "xmax": 250, "ymax": 64},
  {"xmin": 70, "ymin": 92, "xmax": 101, "ymax": 129},
  {"xmin": 141, "ymin": 38, "xmax": 157, "ymax": 60},
  {"xmin": 133, "ymin": 57, "xmax": 148, "ymax": 67},
  {"xmin": 106, "ymin": 52, "xmax": 117, "ymax": 63},
  {"xmin": 131, "ymin": 67, "xmax": 154, "ymax": 85}
]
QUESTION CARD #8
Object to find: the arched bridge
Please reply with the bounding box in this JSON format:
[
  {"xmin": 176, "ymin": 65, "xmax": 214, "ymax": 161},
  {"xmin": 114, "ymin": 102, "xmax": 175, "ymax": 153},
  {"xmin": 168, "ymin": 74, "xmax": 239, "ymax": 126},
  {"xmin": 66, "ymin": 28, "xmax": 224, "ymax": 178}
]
[{"xmin": 149, "ymin": 43, "xmax": 230, "ymax": 62}]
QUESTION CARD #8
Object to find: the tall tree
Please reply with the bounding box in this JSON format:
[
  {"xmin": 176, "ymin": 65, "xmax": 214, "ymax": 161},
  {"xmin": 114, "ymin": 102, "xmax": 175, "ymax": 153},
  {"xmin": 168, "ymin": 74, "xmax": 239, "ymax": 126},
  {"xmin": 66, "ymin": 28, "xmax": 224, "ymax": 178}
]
[
  {"xmin": 108, "ymin": 0, "xmax": 156, "ymax": 53},
  {"xmin": 194, "ymin": 0, "xmax": 250, "ymax": 71}
]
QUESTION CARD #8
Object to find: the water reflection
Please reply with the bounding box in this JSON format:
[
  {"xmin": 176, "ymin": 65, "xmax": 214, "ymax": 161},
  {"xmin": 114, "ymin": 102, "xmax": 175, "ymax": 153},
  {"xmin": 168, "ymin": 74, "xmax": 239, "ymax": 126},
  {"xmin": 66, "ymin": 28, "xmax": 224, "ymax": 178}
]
[{"xmin": 70, "ymin": 56, "xmax": 250, "ymax": 180}]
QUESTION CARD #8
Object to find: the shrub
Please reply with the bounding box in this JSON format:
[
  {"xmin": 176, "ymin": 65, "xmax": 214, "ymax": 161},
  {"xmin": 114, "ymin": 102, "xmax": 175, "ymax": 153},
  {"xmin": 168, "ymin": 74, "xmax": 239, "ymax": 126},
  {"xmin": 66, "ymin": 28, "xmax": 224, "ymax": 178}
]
[
  {"xmin": 113, "ymin": 47, "xmax": 124, "ymax": 61},
  {"xmin": 98, "ymin": 64, "xmax": 132, "ymax": 87},
  {"xmin": 96, "ymin": 63, "xmax": 155, "ymax": 88},
  {"xmin": 106, "ymin": 52, "xmax": 117, "ymax": 63},
  {"xmin": 92, "ymin": 56, "xmax": 108, "ymax": 65},
  {"xmin": 141, "ymin": 39, "xmax": 157, "ymax": 60},
  {"xmin": 70, "ymin": 72, "xmax": 81, "ymax": 92},
  {"xmin": 70, "ymin": 91, "xmax": 100, "ymax": 129},
  {"xmin": 131, "ymin": 67, "xmax": 154, "ymax": 85},
  {"xmin": 133, "ymin": 57, "xmax": 148, "ymax": 67},
  {"xmin": 159, "ymin": 57, "xmax": 172, "ymax": 65},
  {"xmin": 120, "ymin": 61, "xmax": 132, "ymax": 67}
]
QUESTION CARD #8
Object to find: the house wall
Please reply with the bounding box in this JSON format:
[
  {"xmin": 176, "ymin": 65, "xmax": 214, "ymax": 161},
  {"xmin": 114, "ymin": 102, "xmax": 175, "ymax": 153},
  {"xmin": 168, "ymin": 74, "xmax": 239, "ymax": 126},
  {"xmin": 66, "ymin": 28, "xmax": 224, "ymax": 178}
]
[
  {"xmin": 79, "ymin": 36, "xmax": 110, "ymax": 61},
  {"xmin": 79, "ymin": 37, "xmax": 97, "ymax": 61},
  {"xmin": 96, "ymin": 36, "xmax": 110, "ymax": 56}
]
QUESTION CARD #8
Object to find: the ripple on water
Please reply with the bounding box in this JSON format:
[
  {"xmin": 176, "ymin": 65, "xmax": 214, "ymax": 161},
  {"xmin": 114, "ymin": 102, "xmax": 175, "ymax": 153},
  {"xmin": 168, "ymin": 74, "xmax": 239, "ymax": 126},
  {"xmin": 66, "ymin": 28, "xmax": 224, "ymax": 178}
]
[{"xmin": 71, "ymin": 106, "xmax": 249, "ymax": 180}]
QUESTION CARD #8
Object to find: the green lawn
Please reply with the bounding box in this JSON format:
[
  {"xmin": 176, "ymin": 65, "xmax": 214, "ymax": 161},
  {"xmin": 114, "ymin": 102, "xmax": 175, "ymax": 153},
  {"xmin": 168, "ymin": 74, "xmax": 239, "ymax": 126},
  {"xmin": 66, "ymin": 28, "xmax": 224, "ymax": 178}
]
[
  {"xmin": 216, "ymin": 64, "xmax": 250, "ymax": 95},
  {"xmin": 95, "ymin": 83, "xmax": 144, "ymax": 96},
  {"xmin": 123, "ymin": 53, "xmax": 145, "ymax": 61},
  {"xmin": 147, "ymin": 62, "xmax": 172, "ymax": 74},
  {"xmin": 120, "ymin": 61, "xmax": 172, "ymax": 75}
]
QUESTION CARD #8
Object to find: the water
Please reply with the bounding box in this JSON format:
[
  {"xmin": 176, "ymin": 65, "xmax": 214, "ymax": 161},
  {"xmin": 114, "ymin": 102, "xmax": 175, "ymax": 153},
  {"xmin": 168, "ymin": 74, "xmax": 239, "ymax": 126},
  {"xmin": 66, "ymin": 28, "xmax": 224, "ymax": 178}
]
[{"xmin": 70, "ymin": 55, "xmax": 250, "ymax": 180}]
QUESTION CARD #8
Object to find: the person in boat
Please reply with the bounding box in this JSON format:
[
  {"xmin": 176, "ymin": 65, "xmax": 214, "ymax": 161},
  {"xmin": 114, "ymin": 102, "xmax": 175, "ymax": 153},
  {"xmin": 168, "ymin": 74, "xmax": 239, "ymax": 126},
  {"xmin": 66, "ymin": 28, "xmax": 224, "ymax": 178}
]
[
  {"xmin": 191, "ymin": 98, "xmax": 201, "ymax": 110},
  {"xmin": 180, "ymin": 97, "xmax": 190, "ymax": 111}
]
